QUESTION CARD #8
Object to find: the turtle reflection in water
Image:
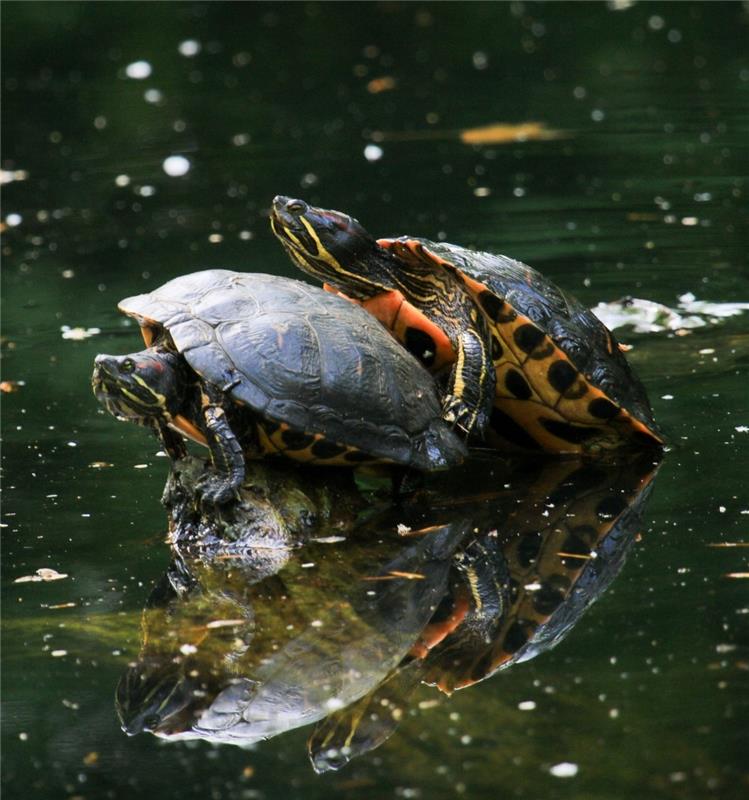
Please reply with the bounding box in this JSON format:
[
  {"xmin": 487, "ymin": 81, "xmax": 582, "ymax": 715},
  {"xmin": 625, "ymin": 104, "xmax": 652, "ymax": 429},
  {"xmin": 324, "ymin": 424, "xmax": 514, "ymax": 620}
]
[{"xmin": 116, "ymin": 451, "xmax": 661, "ymax": 772}]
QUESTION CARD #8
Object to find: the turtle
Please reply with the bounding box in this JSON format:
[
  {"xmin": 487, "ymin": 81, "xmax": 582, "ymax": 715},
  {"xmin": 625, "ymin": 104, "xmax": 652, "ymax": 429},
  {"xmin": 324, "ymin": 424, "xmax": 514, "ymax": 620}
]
[
  {"xmin": 92, "ymin": 270, "xmax": 466, "ymax": 505},
  {"xmin": 270, "ymin": 196, "xmax": 664, "ymax": 455}
]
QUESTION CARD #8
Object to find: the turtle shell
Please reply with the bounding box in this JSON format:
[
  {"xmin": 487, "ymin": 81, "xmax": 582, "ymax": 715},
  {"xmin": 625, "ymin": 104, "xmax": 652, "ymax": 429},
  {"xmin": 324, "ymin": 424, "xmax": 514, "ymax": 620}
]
[
  {"xmin": 379, "ymin": 238, "xmax": 663, "ymax": 453},
  {"xmin": 118, "ymin": 270, "xmax": 466, "ymax": 470}
]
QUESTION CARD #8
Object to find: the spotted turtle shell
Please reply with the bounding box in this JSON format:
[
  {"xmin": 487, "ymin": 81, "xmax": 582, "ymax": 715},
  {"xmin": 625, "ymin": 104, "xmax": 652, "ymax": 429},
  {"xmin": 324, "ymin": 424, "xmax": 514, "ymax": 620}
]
[
  {"xmin": 118, "ymin": 270, "xmax": 466, "ymax": 470},
  {"xmin": 380, "ymin": 238, "xmax": 663, "ymax": 452}
]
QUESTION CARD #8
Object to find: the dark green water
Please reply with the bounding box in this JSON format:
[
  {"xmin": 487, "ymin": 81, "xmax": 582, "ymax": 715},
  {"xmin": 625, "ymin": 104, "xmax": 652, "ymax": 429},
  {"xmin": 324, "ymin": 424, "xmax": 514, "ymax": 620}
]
[{"xmin": 2, "ymin": 2, "xmax": 748, "ymax": 798}]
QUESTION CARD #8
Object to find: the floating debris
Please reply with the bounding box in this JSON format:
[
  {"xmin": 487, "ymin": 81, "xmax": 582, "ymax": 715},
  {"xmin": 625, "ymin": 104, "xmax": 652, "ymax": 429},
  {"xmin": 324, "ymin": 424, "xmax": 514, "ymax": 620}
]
[
  {"xmin": 549, "ymin": 762, "xmax": 579, "ymax": 778},
  {"xmin": 0, "ymin": 169, "xmax": 29, "ymax": 185},
  {"xmin": 89, "ymin": 461, "xmax": 114, "ymax": 469},
  {"xmin": 366, "ymin": 76, "xmax": 397, "ymax": 94},
  {"xmin": 459, "ymin": 121, "xmax": 566, "ymax": 145},
  {"xmin": 0, "ymin": 380, "xmax": 24, "ymax": 393},
  {"xmin": 61, "ymin": 325, "xmax": 101, "ymax": 341},
  {"xmin": 592, "ymin": 293, "xmax": 749, "ymax": 334},
  {"xmin": 15, "ymin": 568, "xmax": 69, "ymax": 583},
  {"xmin": 371, "ymin": 120, "xmax": 566, "ymax": 145}
]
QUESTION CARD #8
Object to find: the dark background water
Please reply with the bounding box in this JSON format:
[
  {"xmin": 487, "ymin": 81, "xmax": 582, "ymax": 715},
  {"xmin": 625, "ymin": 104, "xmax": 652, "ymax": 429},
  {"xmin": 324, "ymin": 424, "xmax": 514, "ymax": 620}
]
[{"xmin": 2, "ymin": 2, "xmax": 748, "ymax": 799}]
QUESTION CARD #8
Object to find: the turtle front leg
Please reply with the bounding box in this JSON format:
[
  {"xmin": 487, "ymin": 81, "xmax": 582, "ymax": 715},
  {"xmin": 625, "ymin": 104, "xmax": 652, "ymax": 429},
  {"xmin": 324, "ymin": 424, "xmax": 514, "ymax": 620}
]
[
  {"xmin": 442, "ymin": 327, "xmax": 496, "ymax": 437},
  {"xmin": 196, "ymin": 385, "xmax": 245, "ymax": 506},
  {"xmin": 156, "ymin": 422, "xmax": 190, "ymax": 506}
]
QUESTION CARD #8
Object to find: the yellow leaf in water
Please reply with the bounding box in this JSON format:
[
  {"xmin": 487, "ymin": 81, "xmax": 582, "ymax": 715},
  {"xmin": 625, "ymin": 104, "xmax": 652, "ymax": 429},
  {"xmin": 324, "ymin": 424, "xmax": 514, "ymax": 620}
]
[
  {"xmin": 459, "ymin": 121, "xmax": 566, "ymax": 145},
  {"xmin": 367, "ymin": 76, "xmax": 397, "ymax": 94}
]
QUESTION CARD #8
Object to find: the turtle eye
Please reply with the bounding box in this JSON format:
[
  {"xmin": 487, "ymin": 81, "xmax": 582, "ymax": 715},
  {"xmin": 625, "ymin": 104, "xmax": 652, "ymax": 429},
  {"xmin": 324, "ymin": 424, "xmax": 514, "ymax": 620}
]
[
  {"xmin": 286, "ymin": 199, "xmax": 307, "ymax": 215},
  {"xmin": 121, "ymin": 359, "xmax": 136, "ymax": 374}
]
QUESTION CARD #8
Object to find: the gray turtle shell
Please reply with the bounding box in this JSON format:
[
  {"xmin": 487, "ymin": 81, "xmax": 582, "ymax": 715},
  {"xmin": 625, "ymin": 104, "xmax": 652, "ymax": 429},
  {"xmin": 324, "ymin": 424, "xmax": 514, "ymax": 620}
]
[{"xmin": 119, "ymin": 270, "xmax": 465, "ymax": 470}]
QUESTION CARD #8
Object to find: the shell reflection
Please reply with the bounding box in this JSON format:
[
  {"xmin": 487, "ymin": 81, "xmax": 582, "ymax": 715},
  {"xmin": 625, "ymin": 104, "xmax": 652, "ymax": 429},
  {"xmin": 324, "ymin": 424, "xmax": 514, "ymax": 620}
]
[{"xmin": 116, "ymin": 452, "xmax": 661, "ymax": 772}]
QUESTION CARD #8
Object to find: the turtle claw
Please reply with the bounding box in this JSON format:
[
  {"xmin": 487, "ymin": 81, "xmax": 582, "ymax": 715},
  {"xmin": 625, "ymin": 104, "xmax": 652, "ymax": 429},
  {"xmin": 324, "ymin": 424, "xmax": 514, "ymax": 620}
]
[
  {"xmin": 194, "ymin": 472, "xmax": 238, "ymax": 508},
  {"xmin": 441, "ymin": 395, "xmax": 474, "ymax": 436}
]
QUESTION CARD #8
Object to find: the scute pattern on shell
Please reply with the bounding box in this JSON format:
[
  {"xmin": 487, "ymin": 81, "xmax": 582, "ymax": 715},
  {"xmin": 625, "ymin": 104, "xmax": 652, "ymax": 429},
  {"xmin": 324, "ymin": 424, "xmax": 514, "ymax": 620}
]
[
  {"xmin": 119, "ymin": 270, "xmax": 465, "ymax": 470},
  {"xmin": 409, "ymin": 240, "xmax": 659, "ymax": 433}
]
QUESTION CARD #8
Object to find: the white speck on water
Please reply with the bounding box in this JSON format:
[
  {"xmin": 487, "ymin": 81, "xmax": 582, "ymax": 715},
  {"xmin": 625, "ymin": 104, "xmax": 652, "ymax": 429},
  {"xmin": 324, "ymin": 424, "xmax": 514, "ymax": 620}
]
[
  {"xmin": 300, "ymin": 172, "xmax": 318, "ymax": 188},
  {"xmin": 324, "ymin": 697, "xmax": 345, "ymax": 711},
  {"xmin": 518, "ymin": 700, "xmax": 537, "ymax": 711},
  {"xmin": 513, "ymin": 187, "xmax": 526, "ymax": 197},
  {"xmin": 524, "ymin": 582, "xmax": 542, "ymax": 591},
  {"xmin": 699, "ymin": 348, "xmax": 715, "ymax": 355},
  {"xmin": 144, "ymin": 88, "xmax": 164, "ymax": 104},
  {"xmin": 19, "ymin": 732, "xmax": 28, "ymax": 741},
  {"xmin": 735, "ymin": 426, "xmax": 748, "ymax": 433},
  {"xmin": 179, "ymin": 643, "xmax": 198, "ymax": 655},
  {"xmin": 661, "ymin": 394, "xmax": 674, "ymax": 400},
  {"xmin": 51, "ymin": 650, "xmax": 68, "ymax": 658},
  {"xmin": 178, "ymin": 39, "xmax": 201, "ymax": 57},
  {"xmin": 591, "ymin": 109, "xmax": 605, "ymax": 122},
  {"xmin": 162, "ymin": 155, "xmax": 191, "ymax": 177},
  {"xmin": 648, "ymin": 15, "xmax": 665, "ymax": 31},
  {"xmin": 472, "ymin": 51, "xmax": 489, "ymax": 70},
  {"xmin": 301, "ymin": 562, "xmax": 316, "ymax": 569},
  {"xmin": 681, "ymin": 216, "xmax": 699, "ymax": 226},
  {"xmin": 364, "ymin": 144, "xmax": 384, "ymax": 162},
  {"xmin": 473, "ymin": 187, "xmax": 491, "ymax": 197},
  {"xmin": 115, "ymin": 174, "xmax": 131, "ymax": 187},
  {"xmin": 5, "ymin": 213, "xmax": 22, "ymax": 227},
  {"xmin": 208, "ymin": 233, "xmax": 223, "ymax": 243},
  {"xmin": 549, "ymin": 762, "xmax": 579, "ymax": 778},
  {"xmin": 125, "ymin": 60, "xmax": 152, "ymax": 80},
  {"xmin": 67, "ymin": 441, "xmax": 78, "ymax": 447},
  {"xmin": 719, "ymin": 506, "xmax": 726, "ymax": 513},
  {"xmin": 310, "ymin": 619, "xmax": 323, "ymax": 628},
  {"xmin": 609, "ymin": 708, "xmax": 620, "ymax": 719},
  {"xmin": 93, "ymin": 115, "xmax": 107, "ymax": 129},
  {"xmin": 137, "ymin": 185, "xmax": 156, "ymax": 197},
  {"xmin": 133, "ymin": 464, "xmax": 148, "ymax": 469},
  {"xmin": 573, "ymin": 86, "xmax": 587, "ymax": 99},
  {"xmin": 232, "ymin": 133, "xmax": 251, "ymax": 146},
  {"xmin": 238, "ymin": 230, "xmax": 254, "ymax": 241}
]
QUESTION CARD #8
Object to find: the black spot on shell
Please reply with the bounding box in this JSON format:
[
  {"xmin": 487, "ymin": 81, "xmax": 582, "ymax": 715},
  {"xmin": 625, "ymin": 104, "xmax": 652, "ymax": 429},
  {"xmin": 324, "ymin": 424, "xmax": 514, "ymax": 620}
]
[
  {"xmin": 547, "ymin": 360, "xmax": 578, "ymax": 393},
  {"xmin": 491, "ymin": 335, "xmax": 503, "ymax": 361},
  {"xmin": 404, "ymin": 327, "xmax": 437, "ymax": 367},
  {"xmin": 310, "ymin": 439, "xmax": 348, "ymax": 459},
  {"xmin": 560, "ymin": 532, "xmax": 591, "ymax": 567},
  {"xmin": 595, "ymin": 495, "xmax": 628, "ymax": 521},
  {"xmin": 471, "ymin": 651, "xmax": 495, "ymax": 682},
  {"xmin": 490, "ymin": 408, "xmax": 542, "ymax": 450},
  {"xmin": 589, "ymin": 397, "xmax": 620, "ymax": 420},
  {"xmin": 479, "ymin": 290, "xmax": 507, "ymax": 322},
  {"xmin": 513, "ymin": 324, "xmax": 546, "ymax": 354},
  {"xmin": 505, "ymin": 369, "xmax": 532, "ymax": 400},
  {"xmin": 343, "ymin": 449, "xmax": 374, "ymax": 463},
  {"xmin": 532, "ymin": 575, "xmax": 571, "ymax": 615},
  {"xmin": 503, "ymin": 620, "xmax": 535, "ymax": 654},
  {"xmin": 540, "ymin": 418, "xmax": 599, "ymax": 444},
  {"xmin": 281, "ymin": 428, "xmax": 315, "ymax": 450},
  {"xmin": 516, "ymin": 532, "xmax": 542, "ymax": 568}
]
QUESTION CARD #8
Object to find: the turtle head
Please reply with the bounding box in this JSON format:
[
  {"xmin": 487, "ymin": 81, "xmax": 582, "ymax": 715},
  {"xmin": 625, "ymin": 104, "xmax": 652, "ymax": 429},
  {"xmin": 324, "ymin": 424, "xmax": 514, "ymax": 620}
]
[
  {"xmin": 92, "ymin": 348, "xmax": 183, "ymax": 426},
  {"xmin": 270, "ymin": 196, "xmax": 394, "ymax": 298}
]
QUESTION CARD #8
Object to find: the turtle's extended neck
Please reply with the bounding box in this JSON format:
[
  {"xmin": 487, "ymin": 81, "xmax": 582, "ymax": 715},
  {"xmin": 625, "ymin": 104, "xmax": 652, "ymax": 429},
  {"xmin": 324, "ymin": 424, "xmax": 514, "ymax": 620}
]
[{"xmin": 334, "ymin": 240, "xmax": 437, "ymax": 302}]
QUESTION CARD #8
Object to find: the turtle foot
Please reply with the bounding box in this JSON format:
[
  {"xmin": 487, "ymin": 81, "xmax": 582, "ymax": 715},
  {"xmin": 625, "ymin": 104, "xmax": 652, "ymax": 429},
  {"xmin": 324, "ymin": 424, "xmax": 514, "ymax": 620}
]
[{"xmin": 194, "ymin": 473, "xmax": 239, "ymax": 508}]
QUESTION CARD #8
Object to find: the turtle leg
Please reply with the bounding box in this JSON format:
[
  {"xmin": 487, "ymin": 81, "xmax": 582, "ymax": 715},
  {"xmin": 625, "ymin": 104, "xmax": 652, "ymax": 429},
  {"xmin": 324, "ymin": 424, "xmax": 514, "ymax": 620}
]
[
  {"xmin": 195, "ymin": 385, "xmax": 245, "ymax": 506},
  {"xmin": 156, "ymin": 423, "xmax": 190, "ymax": 507},
  {"xmin": 442, "ymin": 327, "xmax": 495, "ymax": 437}
]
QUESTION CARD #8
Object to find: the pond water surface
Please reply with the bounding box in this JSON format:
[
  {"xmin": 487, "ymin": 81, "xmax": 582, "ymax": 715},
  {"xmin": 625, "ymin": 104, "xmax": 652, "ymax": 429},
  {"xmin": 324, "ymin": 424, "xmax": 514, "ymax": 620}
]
[{"xmin": 2, "ymin": 3, "xmax": 748, "ymax": 799}]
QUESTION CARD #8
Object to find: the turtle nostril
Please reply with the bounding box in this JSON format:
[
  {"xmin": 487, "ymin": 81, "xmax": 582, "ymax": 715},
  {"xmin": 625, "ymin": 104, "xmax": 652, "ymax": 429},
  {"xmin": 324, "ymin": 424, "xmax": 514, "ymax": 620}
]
[{"xmin": 286, "ymin": 199, "xmax": 307, "ymax": 215}]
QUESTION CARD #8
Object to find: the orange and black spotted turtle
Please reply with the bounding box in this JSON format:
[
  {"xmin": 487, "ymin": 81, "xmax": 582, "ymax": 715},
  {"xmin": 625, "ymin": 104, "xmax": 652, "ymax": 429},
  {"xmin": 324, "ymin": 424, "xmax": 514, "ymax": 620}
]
[
  {"xmin": 92, "ymin": 270, "xmax": 466, "ymax": 504},
  {"xmin": 270, "ymin": 197, "xmax": 664, "ymax": 455}
]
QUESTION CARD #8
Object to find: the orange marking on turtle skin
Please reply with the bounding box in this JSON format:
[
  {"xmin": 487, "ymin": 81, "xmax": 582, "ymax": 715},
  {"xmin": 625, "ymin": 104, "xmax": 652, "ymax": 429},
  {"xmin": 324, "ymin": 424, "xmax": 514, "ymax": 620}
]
[
  {"xmin": 360, "ymin": 291, "xmax": 456, "ymax": 370},
  {"xmin": 171, "ymin": 414, "xmax": 207, "ymax": 445}
]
